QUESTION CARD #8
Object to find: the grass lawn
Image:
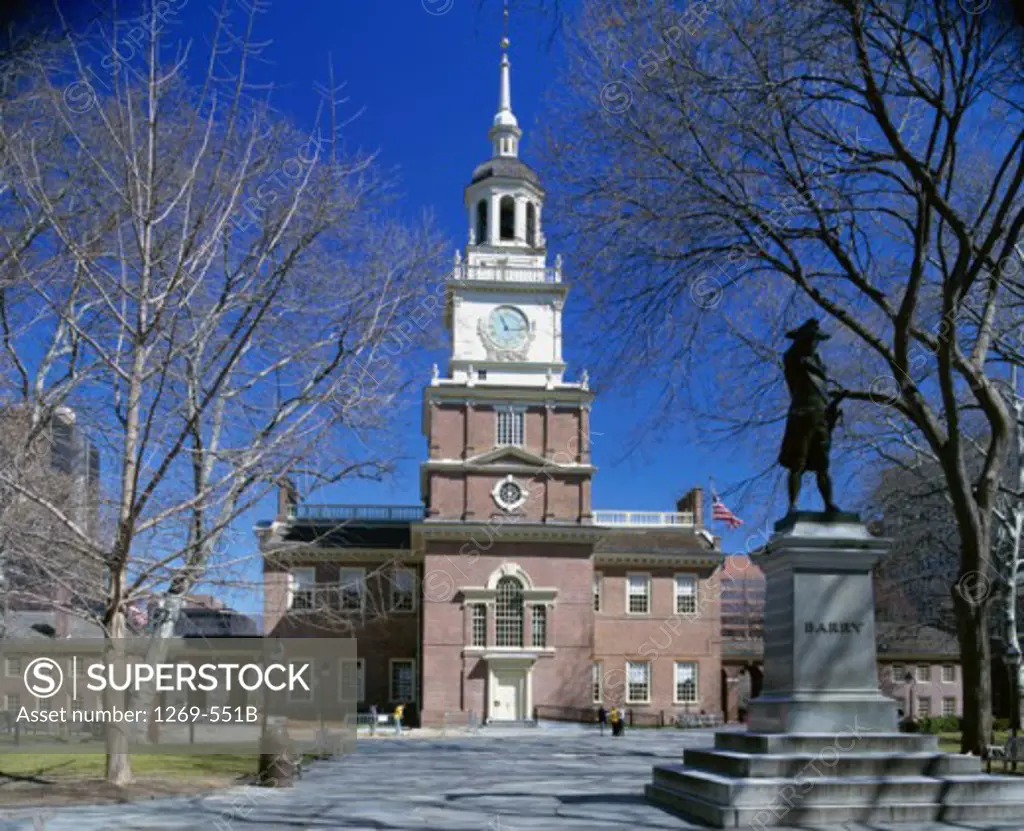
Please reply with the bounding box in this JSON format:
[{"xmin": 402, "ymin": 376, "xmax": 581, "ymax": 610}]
[
  {"xmin": 0, "ymin": 754, "xmax": 259, "ymax": 807},
  {"xmin": 936, "ymin": 730, "xmax": 1019, "ymax": 756},
  {"xmin": 0, "ymin": 753, "xmax": 257, "ymax": 778}
]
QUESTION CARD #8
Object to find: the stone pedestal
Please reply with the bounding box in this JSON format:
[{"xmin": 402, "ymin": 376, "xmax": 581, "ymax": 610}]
[
  {"xmin": 746, "ymin": 513, "xmax": 898, "ymax": 735},
  {"xmin": 646, "ymin": 513, "xmax": 1024, "ymax": 827}
]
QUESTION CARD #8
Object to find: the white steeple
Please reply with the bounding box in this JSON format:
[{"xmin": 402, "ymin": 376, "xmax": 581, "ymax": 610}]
[{"xmin": 489, "ymin": 2, "xmax": 521, "ymax": 159}]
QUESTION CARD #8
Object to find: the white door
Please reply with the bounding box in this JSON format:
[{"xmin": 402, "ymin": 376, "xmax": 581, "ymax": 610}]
[{"xmin": 491, "ymin": 671, "xmax": 522, "ymax": 721}]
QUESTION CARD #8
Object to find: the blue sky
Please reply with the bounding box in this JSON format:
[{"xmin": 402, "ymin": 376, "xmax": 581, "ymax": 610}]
[{"xmin": 133, "ymin": 0, "xmax": 764, "ymax": 611}]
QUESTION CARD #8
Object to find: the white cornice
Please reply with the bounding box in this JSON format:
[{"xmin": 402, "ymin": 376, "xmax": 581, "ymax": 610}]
[
  {"xmin": 412, "ymin": 521, "xmax": 605, "ymax": 545},
  {"xmin": 459, "ymin": 586, "xmax": 558, "ymax": 604},
  {"xmin": 422, "ymin": 459, "xmax": 597, "ymax": 475},
  {"xmin": 262, "ymin": 547, "xmax": 421, "ymax": 563},
  {"xmin": 593, "ymin": 551, "xmax": 721, "ymax": 570}
]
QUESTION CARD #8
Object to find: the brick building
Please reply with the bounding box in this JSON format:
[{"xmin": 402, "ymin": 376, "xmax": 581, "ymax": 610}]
[{"xmin": 259, "ymin": 34, "xmax": 724, "ymax": 726}]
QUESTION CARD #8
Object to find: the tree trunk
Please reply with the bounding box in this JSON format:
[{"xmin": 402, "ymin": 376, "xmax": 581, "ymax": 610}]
[
  {"xmin": 105, "ymin": 605, "xmax": 132, "ymax": 784},
  {"xmin": 953, "ymin": 572, "xmax": 993, "ymax": 755}
]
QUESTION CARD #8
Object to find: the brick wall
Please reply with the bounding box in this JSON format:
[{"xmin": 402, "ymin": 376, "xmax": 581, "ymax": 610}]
[
  {"xmin": 420, "ymin": 539, "xmax": 595, "ymax": 725},
  {"xmin": 593, "ymin": 566, "xmax": 722, "ymax": 718},
  {"xmin": 879, "ymin": 659, "xmax": 962, "ymax": 717}
]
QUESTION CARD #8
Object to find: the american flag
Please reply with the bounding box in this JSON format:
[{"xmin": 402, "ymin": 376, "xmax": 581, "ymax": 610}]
[
  {"xmin": 126, "ymin": 602, "xmax": 149, "ymax": 629},
  {"xmin": 711, "ymin": 490, "xmax": 743, "ymax": 529}
]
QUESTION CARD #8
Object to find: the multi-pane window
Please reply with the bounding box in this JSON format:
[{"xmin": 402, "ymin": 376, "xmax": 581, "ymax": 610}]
[
  {"xmin": 471, "ymin": 604, "xmax": 487, "ymax": 647},
  {"xmin": 675, "ymin": 574, "xmax": 697, "ymax": 615},
  {"xmin": 339, "ymin": 658, "xmax": 365, "ymax": 703},
  {"xmin": 941, "ymin": 665, "xmax": 956, "ymax": 683},
  {"xmin": 390, "ymin": 660, "xmax": 415, "ymax": 702},
  {"xmin": 290, "ymin": 568, "xmax": 316, "ymax": 611},
  {"xmin": 917, "ymin": 696, "xmax": 931, "ymax": 717},
  {"xmin": 891, "ymin": 664, "xmax": 904, "ymax": 683},
  {"xmin": 339, "ymin": 568, "xmax": 365, "ymax": 612},
  {"xmin": 675, "ymin": 661, "xmax": 698, "ymax": 703},
  {"xmin": 5, "ymin": 695, "xmax": 19, "ymax": 711},
  {"xmin": 627, "ymin": 574, "xmax": 650, "ymax": 615},
  {"xmin": 916, "ymin": 665, "xmax": 931, "ymax": 683},
  {"xmin": 531, "ymin": 605, "xmax": 547, "ymax": 648},
  {"xmin": 391, "ymin": 568, "xmax": 415, "ymax": 612},
  {"xmin": 5, "ymin": 657, "xmax": 20, "ymax": 677},
  {"xmin": 626, "ymin": 661, "xmax": 650, "ymax": 703},
  {"xmin": 495, "ymin": 577, "xmax": 524, "ymax": 647},
  {"xmin": 593, "ymin": 573, "xmax": 602, "ymax": 612},
  {"xmin": 496, "ymin": 409, "xmax": 525, "ymax": 446},
  {"xmin": 943, "ymin": 697, "xmax": 957, "ymax": 717},
  {"xmin": 592, "ymin": 662, "xmax": 602, "ymax": 704}
]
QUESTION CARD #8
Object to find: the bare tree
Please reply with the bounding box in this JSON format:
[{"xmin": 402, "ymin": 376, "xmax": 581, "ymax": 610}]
[
  {"xmin": 0, "ymin": 0, "xmax": 443, "ymax": 781},
  {"xmin": 542, "ymin": 0, "xmax": 1023, "ymax": 752}
]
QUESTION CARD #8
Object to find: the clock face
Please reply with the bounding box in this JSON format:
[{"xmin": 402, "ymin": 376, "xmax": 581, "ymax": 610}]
[{"xmin": 488, "ymin": 306, "xmax": 529, "ymax": 350}]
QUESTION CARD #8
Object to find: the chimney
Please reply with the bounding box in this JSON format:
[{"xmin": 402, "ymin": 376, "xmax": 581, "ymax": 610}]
[
  {"xmin": 277, "ymin": 477, "xmax": 298, "ymax": 519},
  {"xmin": 676, "ymin": 487, "xmax": 704, "ymax": 530}
]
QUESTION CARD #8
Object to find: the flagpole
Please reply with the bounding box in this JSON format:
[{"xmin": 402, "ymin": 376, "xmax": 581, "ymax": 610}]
[{"xmin": 707, "ymin": 475, "xmax": 713, "ymax": 529}]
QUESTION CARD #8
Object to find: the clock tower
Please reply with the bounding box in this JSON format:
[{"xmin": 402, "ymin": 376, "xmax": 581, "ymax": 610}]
[
  {"xmin": 420, "ymin": 19, "xmax": 594, "ymax": 523},
  {"xmin": 414, "ymin": 14, "xmax": 601, "ymax": 727}
]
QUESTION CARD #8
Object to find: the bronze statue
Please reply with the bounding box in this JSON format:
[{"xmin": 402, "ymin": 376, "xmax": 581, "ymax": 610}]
[{"xmin": 778, "ymin": 318, "xmax": 845, "ymax": 514}]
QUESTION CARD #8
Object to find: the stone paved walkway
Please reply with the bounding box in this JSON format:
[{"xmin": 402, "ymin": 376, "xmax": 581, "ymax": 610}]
[{"xmin": 1, "ymin": 728, "xmax": 1023, "ymax": 830}]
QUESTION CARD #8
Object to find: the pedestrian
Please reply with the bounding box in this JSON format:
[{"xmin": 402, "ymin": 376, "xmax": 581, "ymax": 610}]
[
  {"xmin": 598, "ymin": 706, "xmax": 607, "ymax": 736},
  {"xmin": 369, "ymin": 704, "xmax": 378, "ymax": 736},
  {"xmin": 394, "ymin": 703, "xmax": 405, "ymax": 736},
  {"xmin": 609, "ymin": 706, "xmax": 621, "ymax": 737}
]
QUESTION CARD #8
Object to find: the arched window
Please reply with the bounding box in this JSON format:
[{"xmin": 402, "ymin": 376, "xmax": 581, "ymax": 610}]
[
  {"xmin": 495, "ymin": 576, "xmax": 524, "ymax": 647},
  {"xmin": 526, "ymin": 202, "xmax": 537, "ymax": 247},
  {"xmin": 499, "ymin": 196, "xmax": 516, "ymax": 241},
  {"xmin": 476, "ymin": 200, "xmax": 488, "ymax": 245}
]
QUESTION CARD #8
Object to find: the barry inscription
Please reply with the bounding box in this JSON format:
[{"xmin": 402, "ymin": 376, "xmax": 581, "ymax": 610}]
[{"xmin": 804, "ymin": 621, "xmax": 863, "ymax": 634}]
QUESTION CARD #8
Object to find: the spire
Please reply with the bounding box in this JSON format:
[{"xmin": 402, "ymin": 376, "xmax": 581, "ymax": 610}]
[{"xmin": 490, "ymin": 0, "xmax": 521, "ymax": 158}]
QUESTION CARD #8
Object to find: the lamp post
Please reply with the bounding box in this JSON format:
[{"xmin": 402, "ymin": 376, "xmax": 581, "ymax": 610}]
[
  {"xmin": 904, "ymin": 671, "xmax": 916, "ymax": 725},
  {"xmin": 1006, "ymin": 644, "xmax": 1021, "ymax": 740}
]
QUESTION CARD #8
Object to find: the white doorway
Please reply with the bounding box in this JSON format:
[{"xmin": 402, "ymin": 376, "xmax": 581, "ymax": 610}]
[{"xmin": 489, "ymin": 670, "xmax": 525, "ymax": 721}]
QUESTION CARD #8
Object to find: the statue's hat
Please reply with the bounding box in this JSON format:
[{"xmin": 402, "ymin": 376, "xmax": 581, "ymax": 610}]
[{"xmin": 785, "ymin": 318, "xmax": 830, "ymax": 341}]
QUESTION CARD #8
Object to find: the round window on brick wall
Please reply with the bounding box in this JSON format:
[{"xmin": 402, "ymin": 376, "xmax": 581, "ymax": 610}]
[{"xmin": 493, "ymin": 477, "xmax": 526, "ymax": 511}]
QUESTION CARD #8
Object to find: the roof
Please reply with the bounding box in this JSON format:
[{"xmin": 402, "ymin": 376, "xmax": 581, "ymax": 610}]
[
  {"xmin": 3, "ymin": 610, "xmax": 104, "ymax": 638},
  {"xmin": 470, "ymin": 157, "xmax": 542, "ymax": 188},
  {"xmin": 279, "ymin": 520, "xmax": 413, "ymax": 550},
  {"xmin": 875, "ymin": 623, "xmax": 959, "ymax": 658},
  {"xmin": 595, "ymin": 527, "xmax": 715, "ymax": 555}
]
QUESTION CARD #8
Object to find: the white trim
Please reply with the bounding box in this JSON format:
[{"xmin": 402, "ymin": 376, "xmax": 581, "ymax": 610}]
[
  {"xmin": 626, "ymin": 660, "xmax": 651, "ymax": 704},
  {"xmin": 674, "ymin": 573, "xmax": 697, "ymax": 615},
  {"xmin": 287, "ymin": 672, "xmax": 314, "ymax": 703},
  {"xmin": 470, "ymin": 603, "xmax": 488, "ymax": 647},
  {"xmin": 593, "ymin": 572, "xmax": 602, "ymax": 613},
  {"xmin": 673, "ymin": 660, "xmax": 699, "ymax": 705},
  {"xmin": 288, "ymin": 566, "xmax": 317, "ymax": 613},
  {"xmin": 592, "ymin": 661, "xmax": 603, "ymax": 704},
  {"xmin": 339, "ymin": 567, "xmax": 366, "ymax": 614},
  {"xmin": 390, "ymin": 566, "xmax": 417, "ymax": 613},
  {"xmin": 486, "ymin": 562, "xmax": 535, "ymax": 590},
  {"xmin": 492, "ymin": 475, "xmax": 529, "ymax": 512},
  {"xmin": 389, "ymin": 658, "xmax": 416, "ymax": 703},
  {"xmin": 495, "ymin": 407, "xmax": 526, "ymax": 447},
  {"xmin": 626, "ymin": 572, "xmax": 651, "ymax": 616},
  {"xmin": 339, "ymin": 658, "xmax": 365, "ymax": 703}
]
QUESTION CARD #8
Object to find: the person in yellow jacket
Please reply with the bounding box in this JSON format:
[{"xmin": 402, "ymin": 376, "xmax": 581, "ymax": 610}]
[
  {"xmin": 393, "ymin": 703, "xmax": 405, "ymax": 735},
  {"xmin": 609, "ymin": 706, "xmax": 622, "ymax": 736}
]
